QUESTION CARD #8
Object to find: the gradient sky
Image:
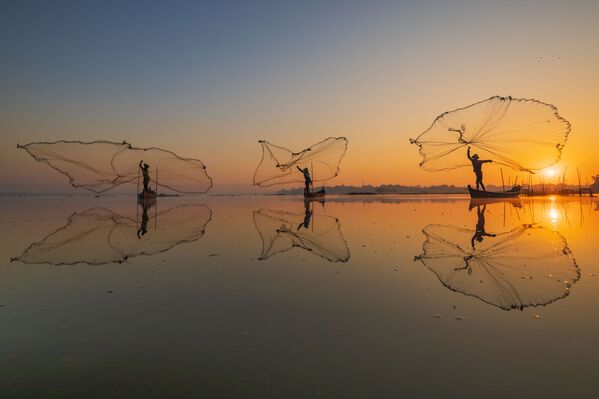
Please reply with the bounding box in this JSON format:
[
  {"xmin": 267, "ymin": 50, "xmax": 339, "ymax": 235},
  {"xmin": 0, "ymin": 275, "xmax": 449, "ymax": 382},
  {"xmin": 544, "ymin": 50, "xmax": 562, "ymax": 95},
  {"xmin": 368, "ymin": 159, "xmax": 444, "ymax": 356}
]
[{"xmin": 1, "ymin": 0, "xmax": 598, "ymax": 193}]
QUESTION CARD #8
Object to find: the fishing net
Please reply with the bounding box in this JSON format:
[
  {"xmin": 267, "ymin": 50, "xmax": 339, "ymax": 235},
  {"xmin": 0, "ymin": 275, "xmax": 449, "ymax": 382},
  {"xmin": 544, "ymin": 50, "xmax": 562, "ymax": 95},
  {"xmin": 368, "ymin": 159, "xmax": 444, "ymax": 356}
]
[
  {"xmin": 253, "ymin": 208, "xmax": 350, "ymax": 262},
  {"xmin": 18, "ymin": 140, "xmax": 213, "ymax": 193},
  {"xmin": 253, "ymin": 137, "xmax": 348, "ymax": 187},
  {"xmin": 12, "ymin": 204, "xmax": 212, "ymax": 265},
  {"xmin": 415, "ymin": 223, "xmax": 579, "ymax": 310},
  {"xmin": 410, "ymin": 96, "xmax": 570, "ymax": 173}
]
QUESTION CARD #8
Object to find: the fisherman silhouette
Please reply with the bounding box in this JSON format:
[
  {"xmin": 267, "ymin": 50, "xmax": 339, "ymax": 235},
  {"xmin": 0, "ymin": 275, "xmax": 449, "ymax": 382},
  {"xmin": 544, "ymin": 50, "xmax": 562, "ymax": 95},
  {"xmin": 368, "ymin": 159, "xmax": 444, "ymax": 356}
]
[
  {"xmin": 470, "ymin": 204, "xmax": 496, "ymax": 249},
  {"xmin": 467, "ymin": 147, "xmax": 492, "ymax": 191},
  {"xmin": 139, "ymin": 160, "xmax": 153, "ymax": 193},
  {"xmin": 137, "ymin": 203, "xmax": 149, "ymax": 238},
  {"xmin": 296, "ymin": 166, "xmax": 312, "ymax": 196},
  {"xmin": 297, "ymin": 199, "xmax": 313, "ymax": 231}
]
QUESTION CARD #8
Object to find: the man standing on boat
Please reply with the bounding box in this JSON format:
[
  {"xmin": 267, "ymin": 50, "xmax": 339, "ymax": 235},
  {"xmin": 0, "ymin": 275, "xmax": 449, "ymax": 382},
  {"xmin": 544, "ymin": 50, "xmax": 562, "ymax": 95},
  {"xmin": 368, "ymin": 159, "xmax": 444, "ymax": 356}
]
[
  {"xmin": 297, "ymin": 166, "xmax": 312, "ymax": 196},
  {"xmin": 139, "ymin": 160, "xmax": 152, "ymax": 193},
  {"xmin": 467, "ymin": 147, "xmax": 492, "ymax": 191}
]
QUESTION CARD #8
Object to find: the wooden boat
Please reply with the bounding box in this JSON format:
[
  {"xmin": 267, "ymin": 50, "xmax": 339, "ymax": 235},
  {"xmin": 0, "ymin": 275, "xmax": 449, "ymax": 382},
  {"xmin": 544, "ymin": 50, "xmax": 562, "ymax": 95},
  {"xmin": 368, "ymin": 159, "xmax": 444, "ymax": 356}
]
[
  {"xmin": 468, "ymin": 185, "xmax": 521, "ymax": 199},
  {"xmin": 137, "ymin": 190, "xmax": 157, "ymax": 205},
  {"xmin": 305, "ymin": 188, "xmax": 326, "ymax": 199}
]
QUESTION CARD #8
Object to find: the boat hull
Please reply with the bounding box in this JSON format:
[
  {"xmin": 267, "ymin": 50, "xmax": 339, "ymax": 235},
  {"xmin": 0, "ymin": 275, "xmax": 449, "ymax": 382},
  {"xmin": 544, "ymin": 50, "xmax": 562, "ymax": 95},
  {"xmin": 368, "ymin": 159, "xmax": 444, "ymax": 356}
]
[
  {"xmin": 138, "ymin": 191, "xmax": 157, "ymax": 205},
  {"xmin": 468, "ymin": 185, "xmax": 520, "ymax": 199},
  {"xmin": 305, "ymin": 188, "xmax": 326, "ymax": 199}
]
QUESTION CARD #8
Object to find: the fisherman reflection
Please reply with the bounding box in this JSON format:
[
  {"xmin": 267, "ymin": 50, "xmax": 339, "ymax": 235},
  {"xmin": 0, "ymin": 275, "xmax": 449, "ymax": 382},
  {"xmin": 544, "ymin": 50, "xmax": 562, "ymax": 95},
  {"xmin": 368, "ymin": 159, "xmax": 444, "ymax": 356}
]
[
  {"xmin": 137, "ymin": 203, "xmax": 150, "ymax": 238},
  {"xmin": 471, "ymin": 204, "xmax": 496, "ymax": 249},
  {"xmin": 297, "ymin": 199, "xmax": 313, "ymax": 231}
]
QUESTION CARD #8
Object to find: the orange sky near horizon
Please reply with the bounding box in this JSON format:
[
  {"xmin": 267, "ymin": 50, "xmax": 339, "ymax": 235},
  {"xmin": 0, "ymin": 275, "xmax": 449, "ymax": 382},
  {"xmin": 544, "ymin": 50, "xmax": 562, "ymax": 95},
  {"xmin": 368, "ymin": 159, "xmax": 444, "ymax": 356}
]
[{"xmin": 1, "ymin": 1, "xmax": 598, "ymax": 193}]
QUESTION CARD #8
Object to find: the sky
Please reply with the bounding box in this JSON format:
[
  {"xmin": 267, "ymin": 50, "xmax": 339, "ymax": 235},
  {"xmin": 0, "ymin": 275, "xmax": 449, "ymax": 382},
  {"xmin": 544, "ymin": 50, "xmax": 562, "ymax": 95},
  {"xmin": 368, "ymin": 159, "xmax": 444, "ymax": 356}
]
[{"xmin": 1, "ymin": 0, "xmax": 598, "ymax": 193}]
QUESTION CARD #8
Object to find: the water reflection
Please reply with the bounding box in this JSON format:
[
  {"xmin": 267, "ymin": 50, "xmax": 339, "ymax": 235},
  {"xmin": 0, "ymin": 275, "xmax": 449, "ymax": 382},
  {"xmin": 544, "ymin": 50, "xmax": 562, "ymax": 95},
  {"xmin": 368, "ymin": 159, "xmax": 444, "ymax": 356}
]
[
  {"xmin": 253, "ymin": 200, "xmax": 350, "ymax": 262},
  {"xmin": 136, "ymin": 197, "xmax": 155, "ymax": 238},
  {"xmin": 415, "ymin": 203, "xmax": 580, "ymax": 310},
  {"xmin": 470, "ymin": 204, "xmax": 496, "ymax": 249},
  {"xmin": 12, "ymin": 203, "xmax": 212, "ymax": 265},
  {"xmin": 468, "ymin": 198, "xmax": 522, "ymax": 210}
]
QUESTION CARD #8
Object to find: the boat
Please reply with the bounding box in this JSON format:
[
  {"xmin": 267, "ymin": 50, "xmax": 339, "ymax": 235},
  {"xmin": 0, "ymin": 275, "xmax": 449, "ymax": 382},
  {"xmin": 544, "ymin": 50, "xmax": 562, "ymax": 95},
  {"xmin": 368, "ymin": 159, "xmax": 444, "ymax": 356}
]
[
  {"xmin": 305, "ymin": 188, "xmax": 326, "ymax": 199},
  {"xmin": 468, "ymin": 185, "xmax": 521, "ymax": 199},
  {"xmin": 137, "ymin": 190, "xmax": 157, "ymax": 205}
]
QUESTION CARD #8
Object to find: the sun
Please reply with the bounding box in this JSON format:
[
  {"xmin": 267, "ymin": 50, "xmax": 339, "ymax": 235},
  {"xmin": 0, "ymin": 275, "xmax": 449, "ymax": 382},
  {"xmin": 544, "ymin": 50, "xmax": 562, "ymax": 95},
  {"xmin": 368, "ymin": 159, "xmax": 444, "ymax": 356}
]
[{"xmin": 544, "ymin": 167, "xmax": 557, "ymax": 178}]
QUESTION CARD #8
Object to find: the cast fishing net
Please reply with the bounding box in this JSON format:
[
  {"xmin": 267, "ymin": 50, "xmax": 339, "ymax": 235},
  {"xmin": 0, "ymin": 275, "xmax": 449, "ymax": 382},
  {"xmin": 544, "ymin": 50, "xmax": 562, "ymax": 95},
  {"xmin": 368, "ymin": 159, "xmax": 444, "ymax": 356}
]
[
  {"xmin": 410, "ymin": 96, "xmax": 570, "ymax": 173},
  {"xmin": 18, "ymin": 140, "xmax": 212, "ymax": 193},
  {"xmin": 253, "ymin": 137, "xmax": 348, "ymax": 187}
]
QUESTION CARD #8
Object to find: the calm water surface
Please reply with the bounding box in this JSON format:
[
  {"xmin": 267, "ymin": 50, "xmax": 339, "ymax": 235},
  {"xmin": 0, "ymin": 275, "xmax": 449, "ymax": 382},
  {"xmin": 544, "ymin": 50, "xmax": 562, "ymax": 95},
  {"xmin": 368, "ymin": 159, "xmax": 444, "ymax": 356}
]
[{"xmin": 1, "ymin": 195, "xmax": 598, "ymax": 398}]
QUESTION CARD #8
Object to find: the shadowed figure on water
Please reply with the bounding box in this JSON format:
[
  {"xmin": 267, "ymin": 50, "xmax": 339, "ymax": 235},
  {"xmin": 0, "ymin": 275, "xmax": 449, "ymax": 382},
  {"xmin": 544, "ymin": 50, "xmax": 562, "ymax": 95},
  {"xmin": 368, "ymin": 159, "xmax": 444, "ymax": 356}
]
[
  {"xmin": 467, "ymin": 147, "xmax": 492, "ymax": 191},
  {"xmin": 139, "ymin": 160, "xmax": 153, "ymax": 193},
  {"xmin": 137, "ymin": 203, "xmax": 150, "ymax": 238},
  {"xmin": 470, "ymin": 204, "xmax": 496, "ymax": 249},
  {"xmin": 296, "ymin": 166, "xmax": 312, "ymax": 196},
  {"xmin": 297, "ymin": 199, "xmax": 312, "ymax": 231}
]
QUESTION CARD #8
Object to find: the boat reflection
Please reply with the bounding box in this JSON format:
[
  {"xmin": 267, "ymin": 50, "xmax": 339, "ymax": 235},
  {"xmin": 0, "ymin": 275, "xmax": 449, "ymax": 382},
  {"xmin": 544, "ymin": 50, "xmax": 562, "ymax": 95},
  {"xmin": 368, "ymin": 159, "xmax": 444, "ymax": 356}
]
[
  {"xmin": 468, "ymin": 197, "xmax": 522, "ymax": 210},
  {"xmin": 414, "ymin": 204, "xmax": 580, "ymax": 310},
  {"xmin": 253, "ymin": 200, "xmax": 350, "ymax": 263},
  {"xmin": 12, "ymin": 203, "xmax": 212, "ymax": 265}
]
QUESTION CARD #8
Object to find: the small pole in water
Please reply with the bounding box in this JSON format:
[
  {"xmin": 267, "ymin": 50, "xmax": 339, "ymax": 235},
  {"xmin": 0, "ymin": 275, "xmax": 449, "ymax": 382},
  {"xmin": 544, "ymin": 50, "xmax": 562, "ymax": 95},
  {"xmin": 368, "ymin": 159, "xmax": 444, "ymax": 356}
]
[
  {"xmin": 311, "ymin": 200, "xmax": 314, "ymax": 233},
  {"xmin": 136, "ymin": 166, "xmax": 140, "ymax": 225},
  {"xmin": 500, "ymin": 168, "xmax": 505, "ymax": 192},
  {"xmin": 155, "ymin": 167, "xmax": 158, "ymax": 229},
  {"xmin": 155, "ymin": 167, "xmax": 158, "ymax": 194},
  {"xmin": 310, "ymin": 161, "xmax": 314, "ymax": 194},
  {"xmin": 577, "ymin": 167, "xmax": 582, "ymax": 197}
]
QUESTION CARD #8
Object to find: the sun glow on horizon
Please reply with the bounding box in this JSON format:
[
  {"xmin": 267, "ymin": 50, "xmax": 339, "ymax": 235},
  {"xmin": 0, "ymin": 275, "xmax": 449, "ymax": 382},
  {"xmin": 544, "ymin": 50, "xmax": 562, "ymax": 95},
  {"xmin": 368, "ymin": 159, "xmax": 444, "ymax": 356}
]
[{"xmin": 544, "ymin": 167, "xmax": 558, "ymax": 178}]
